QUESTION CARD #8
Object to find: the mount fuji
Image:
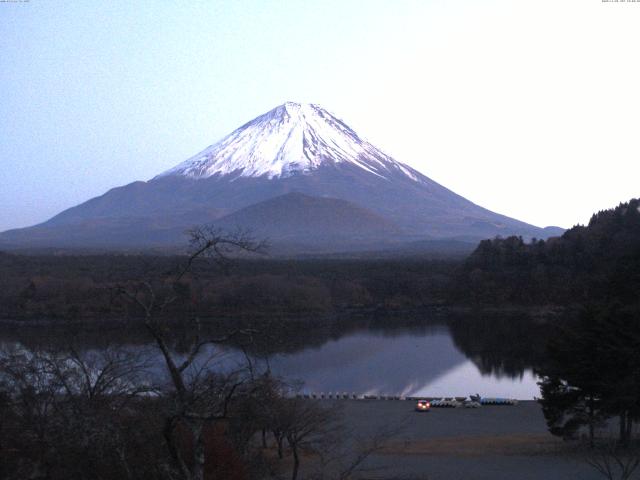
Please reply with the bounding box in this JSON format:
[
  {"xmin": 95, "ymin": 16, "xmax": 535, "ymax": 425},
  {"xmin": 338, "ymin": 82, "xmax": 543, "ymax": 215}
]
[{"xmin": 0, "ymin": 102, "xmax": 563, "ymax": 252}]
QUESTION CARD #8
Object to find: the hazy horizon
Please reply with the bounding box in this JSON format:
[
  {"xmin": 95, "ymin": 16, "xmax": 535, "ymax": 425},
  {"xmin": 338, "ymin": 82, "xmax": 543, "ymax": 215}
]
[{"xmin": 2, "ymin": 0, "xmax": 639, "ymax": 232}]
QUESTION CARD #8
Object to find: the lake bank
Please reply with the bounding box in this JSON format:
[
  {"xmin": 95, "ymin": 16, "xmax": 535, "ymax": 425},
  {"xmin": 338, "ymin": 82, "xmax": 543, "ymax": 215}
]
[{"xmin": 315, "ymin": 399, "xmax": 604, "ymax": 479}]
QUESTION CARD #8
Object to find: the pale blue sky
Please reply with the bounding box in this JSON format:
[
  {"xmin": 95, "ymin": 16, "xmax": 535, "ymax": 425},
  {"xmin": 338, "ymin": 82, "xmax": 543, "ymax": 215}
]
[{"xmin": 2, "ymin": 0, "xmax": 639, "ymax": 231}]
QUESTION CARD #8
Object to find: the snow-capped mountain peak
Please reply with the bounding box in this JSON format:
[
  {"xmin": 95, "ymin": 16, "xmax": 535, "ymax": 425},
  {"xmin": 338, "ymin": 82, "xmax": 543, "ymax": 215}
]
[
  {"xmin": 157, "ymin": 102, "xmax": 421, "ymax": 181},
  {"xmin": 2, "ymin": 102, "xmax": 563, "ymax": 249}
]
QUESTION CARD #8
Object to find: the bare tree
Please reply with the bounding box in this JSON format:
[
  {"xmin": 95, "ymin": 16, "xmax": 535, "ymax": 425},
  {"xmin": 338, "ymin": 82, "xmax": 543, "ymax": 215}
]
[
  {"xmin": 279, "ymin": 398, "xmax": 339, "ymax": 480},
  {"xmin": 0, "ymin": 346, "xmax": 58, "ymax": 479},
  {"xmin": 40, "ymin": 345, "xmax": 153, "ymax": 404},
  {"xmin": 0, "ymin": 344, "xmax": 159, "ymax": 480},
  {"xmin": 585, "ymin": 440, "xmax": 640, "ymax": 480},
  {"xmin": 258, "ymin": 392, "xmax": 401, "ymax": 480},
  {"xmin": 313, "ymin": 420, "xmax": 407, "ymax": 480},
  {"xmin": 114, "ymin": 227, "xmax": 266, "ymax": 480}
]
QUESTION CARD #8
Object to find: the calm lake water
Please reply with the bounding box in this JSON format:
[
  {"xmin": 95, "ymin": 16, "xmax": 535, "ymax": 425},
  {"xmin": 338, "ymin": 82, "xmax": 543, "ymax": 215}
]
[
  {"xmin": 1, "ymin": 319, "xmax": 542, "ymax": 400},
  {"xmin": 222, "ymin": 326, "xmax": 540, "ymax": 400}
]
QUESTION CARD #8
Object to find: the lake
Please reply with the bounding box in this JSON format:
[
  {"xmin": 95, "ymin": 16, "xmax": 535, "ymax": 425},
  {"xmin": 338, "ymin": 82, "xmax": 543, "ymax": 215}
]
[
  {"xmin": 0, "ymin": 316, "xmax": 543, "ymax": 400},
  {"xmin": 217, "ymin": 325, "xmax": 540, "ymax": 399}
]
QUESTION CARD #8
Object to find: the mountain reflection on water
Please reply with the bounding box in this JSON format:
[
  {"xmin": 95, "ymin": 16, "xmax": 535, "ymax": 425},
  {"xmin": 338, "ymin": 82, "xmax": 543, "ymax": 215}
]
[
  {"xmin": 245, "ymin": 326, "xmax": 540, "ymax": 399},
  {"xmin": 0, "ymin": 314, "xmax": 545, "ymax": 400}
]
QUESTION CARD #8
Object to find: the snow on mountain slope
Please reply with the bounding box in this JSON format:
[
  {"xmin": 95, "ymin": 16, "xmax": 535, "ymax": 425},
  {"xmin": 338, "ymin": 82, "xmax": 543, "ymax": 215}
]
[
  {"xmin": 0, "ymin": 101, "xmax": 565, "ymax": 250},
  {"xmin": 157, "ymin": 102, "xmax": 421, "ymax": 182}
]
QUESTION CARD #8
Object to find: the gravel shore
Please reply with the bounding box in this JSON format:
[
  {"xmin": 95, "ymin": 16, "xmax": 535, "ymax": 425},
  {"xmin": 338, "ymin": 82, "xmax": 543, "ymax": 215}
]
[{"xmin": 328, "ymin": 400, "xmax": 602, "ymax": 480}]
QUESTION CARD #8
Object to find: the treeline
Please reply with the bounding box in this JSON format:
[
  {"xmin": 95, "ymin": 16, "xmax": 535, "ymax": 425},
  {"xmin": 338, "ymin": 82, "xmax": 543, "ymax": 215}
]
[
  {"xmin": 453, "ymin": 198, "xmax": 640, "ymax": 307},
  {"xmin": 451, "ymin": 199, "xmax": 640, "ymax": 446},
  {"xmin": 537, "ymin": 303, "xmax": 640, "ymax": 446},
  {"xmin": 1, "ymin": 229, "xmax": 398, "ymax": 480},
  {"xmin": 0, "ymin": 254, "xmax": 458, "ymax": 323}
]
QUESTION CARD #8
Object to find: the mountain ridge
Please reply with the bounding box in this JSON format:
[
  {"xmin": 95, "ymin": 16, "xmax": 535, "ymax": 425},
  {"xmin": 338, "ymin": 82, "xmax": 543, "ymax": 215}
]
[{"xmin": 0, "ymin": 102, "xmax": 564, "ymax": 252}]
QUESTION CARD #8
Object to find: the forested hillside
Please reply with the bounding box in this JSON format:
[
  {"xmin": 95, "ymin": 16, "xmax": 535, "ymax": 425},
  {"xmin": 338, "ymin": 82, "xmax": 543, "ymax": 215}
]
[
  {"xmin": 0, "ymin": 254, "xmax": 456, "ymax": 323},
  {"xmin": 454, "ymin": 198, "xmax": 640, "ymax": 307}
]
